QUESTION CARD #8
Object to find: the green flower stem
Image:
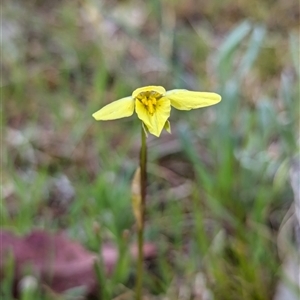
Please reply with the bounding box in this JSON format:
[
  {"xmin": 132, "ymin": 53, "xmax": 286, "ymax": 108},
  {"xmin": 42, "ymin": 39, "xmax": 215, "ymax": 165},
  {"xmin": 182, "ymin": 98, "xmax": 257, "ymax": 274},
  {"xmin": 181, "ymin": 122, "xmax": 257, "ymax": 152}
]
[{"xmin": 136, "ymin": 125, "xmax": 147, "ymax": 300}]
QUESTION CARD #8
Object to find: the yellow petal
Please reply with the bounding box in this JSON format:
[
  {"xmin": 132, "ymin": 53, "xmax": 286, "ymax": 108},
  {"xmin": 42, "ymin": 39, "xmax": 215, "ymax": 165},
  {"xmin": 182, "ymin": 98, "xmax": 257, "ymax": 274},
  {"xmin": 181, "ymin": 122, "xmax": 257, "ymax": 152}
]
[
  {"xmin": 132, "ymin": 86, "xmax": 166, "ymax": 98},
  {"xmin": 164, "ymin": 120, "xmax": 171, "ymax": 134},
  {"xmin": 92, "ymin": 97, "xmax": 134, "ymax": 120},
  {"xmin": 135, "ymin": 97, "xmax": 171, "ymax": 137},
  {"xmin": 166, "ymin": 89, "xmax": 221, "ymax": 110},
  {"xmin": 141, "ymin": 122, "xmax": 149, "ymax": 137}
]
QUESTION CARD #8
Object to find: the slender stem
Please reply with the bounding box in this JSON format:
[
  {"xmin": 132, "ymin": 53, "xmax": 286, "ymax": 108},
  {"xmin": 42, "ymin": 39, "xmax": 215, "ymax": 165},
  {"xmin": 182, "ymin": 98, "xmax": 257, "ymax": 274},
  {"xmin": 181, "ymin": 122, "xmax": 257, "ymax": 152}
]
[{"xmin": 136, "ymin": 125, "xmax": 147, "ymax": 300}]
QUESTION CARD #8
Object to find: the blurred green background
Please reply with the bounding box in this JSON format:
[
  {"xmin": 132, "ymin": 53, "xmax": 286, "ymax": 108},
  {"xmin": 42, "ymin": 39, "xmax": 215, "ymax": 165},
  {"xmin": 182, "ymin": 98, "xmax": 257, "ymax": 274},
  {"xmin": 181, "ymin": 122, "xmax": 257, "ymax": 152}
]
[{"xmin": 2, "ymin": 0, "xmax": 299, "ymax": 299}]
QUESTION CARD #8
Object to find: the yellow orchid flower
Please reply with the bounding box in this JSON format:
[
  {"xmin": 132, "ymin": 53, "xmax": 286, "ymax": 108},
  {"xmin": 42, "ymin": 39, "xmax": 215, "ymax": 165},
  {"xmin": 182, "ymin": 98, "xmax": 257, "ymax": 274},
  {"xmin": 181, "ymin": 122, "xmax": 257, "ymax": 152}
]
[{"xmin": 92, "ymin": 86, "xmax": 221, "ymax": 137}]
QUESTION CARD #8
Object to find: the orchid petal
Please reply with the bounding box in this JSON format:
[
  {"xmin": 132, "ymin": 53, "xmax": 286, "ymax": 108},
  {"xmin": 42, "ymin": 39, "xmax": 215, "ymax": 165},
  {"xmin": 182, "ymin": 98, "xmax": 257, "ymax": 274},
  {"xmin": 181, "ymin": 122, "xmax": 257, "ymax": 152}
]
[
  {"xmin": 164, "ymin": 120, "xmax": 171, "ymax": 134},
  {"xmin": 132, "ymin": 86, "xmax": 166, "ymax": 98},
  {"xmin": 166, "ymin": 90, "xmax": 221, "ymax": 110},
  {"xmin": 92, "ymin": 97, "xmax": 134, "ymax": 120}
]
